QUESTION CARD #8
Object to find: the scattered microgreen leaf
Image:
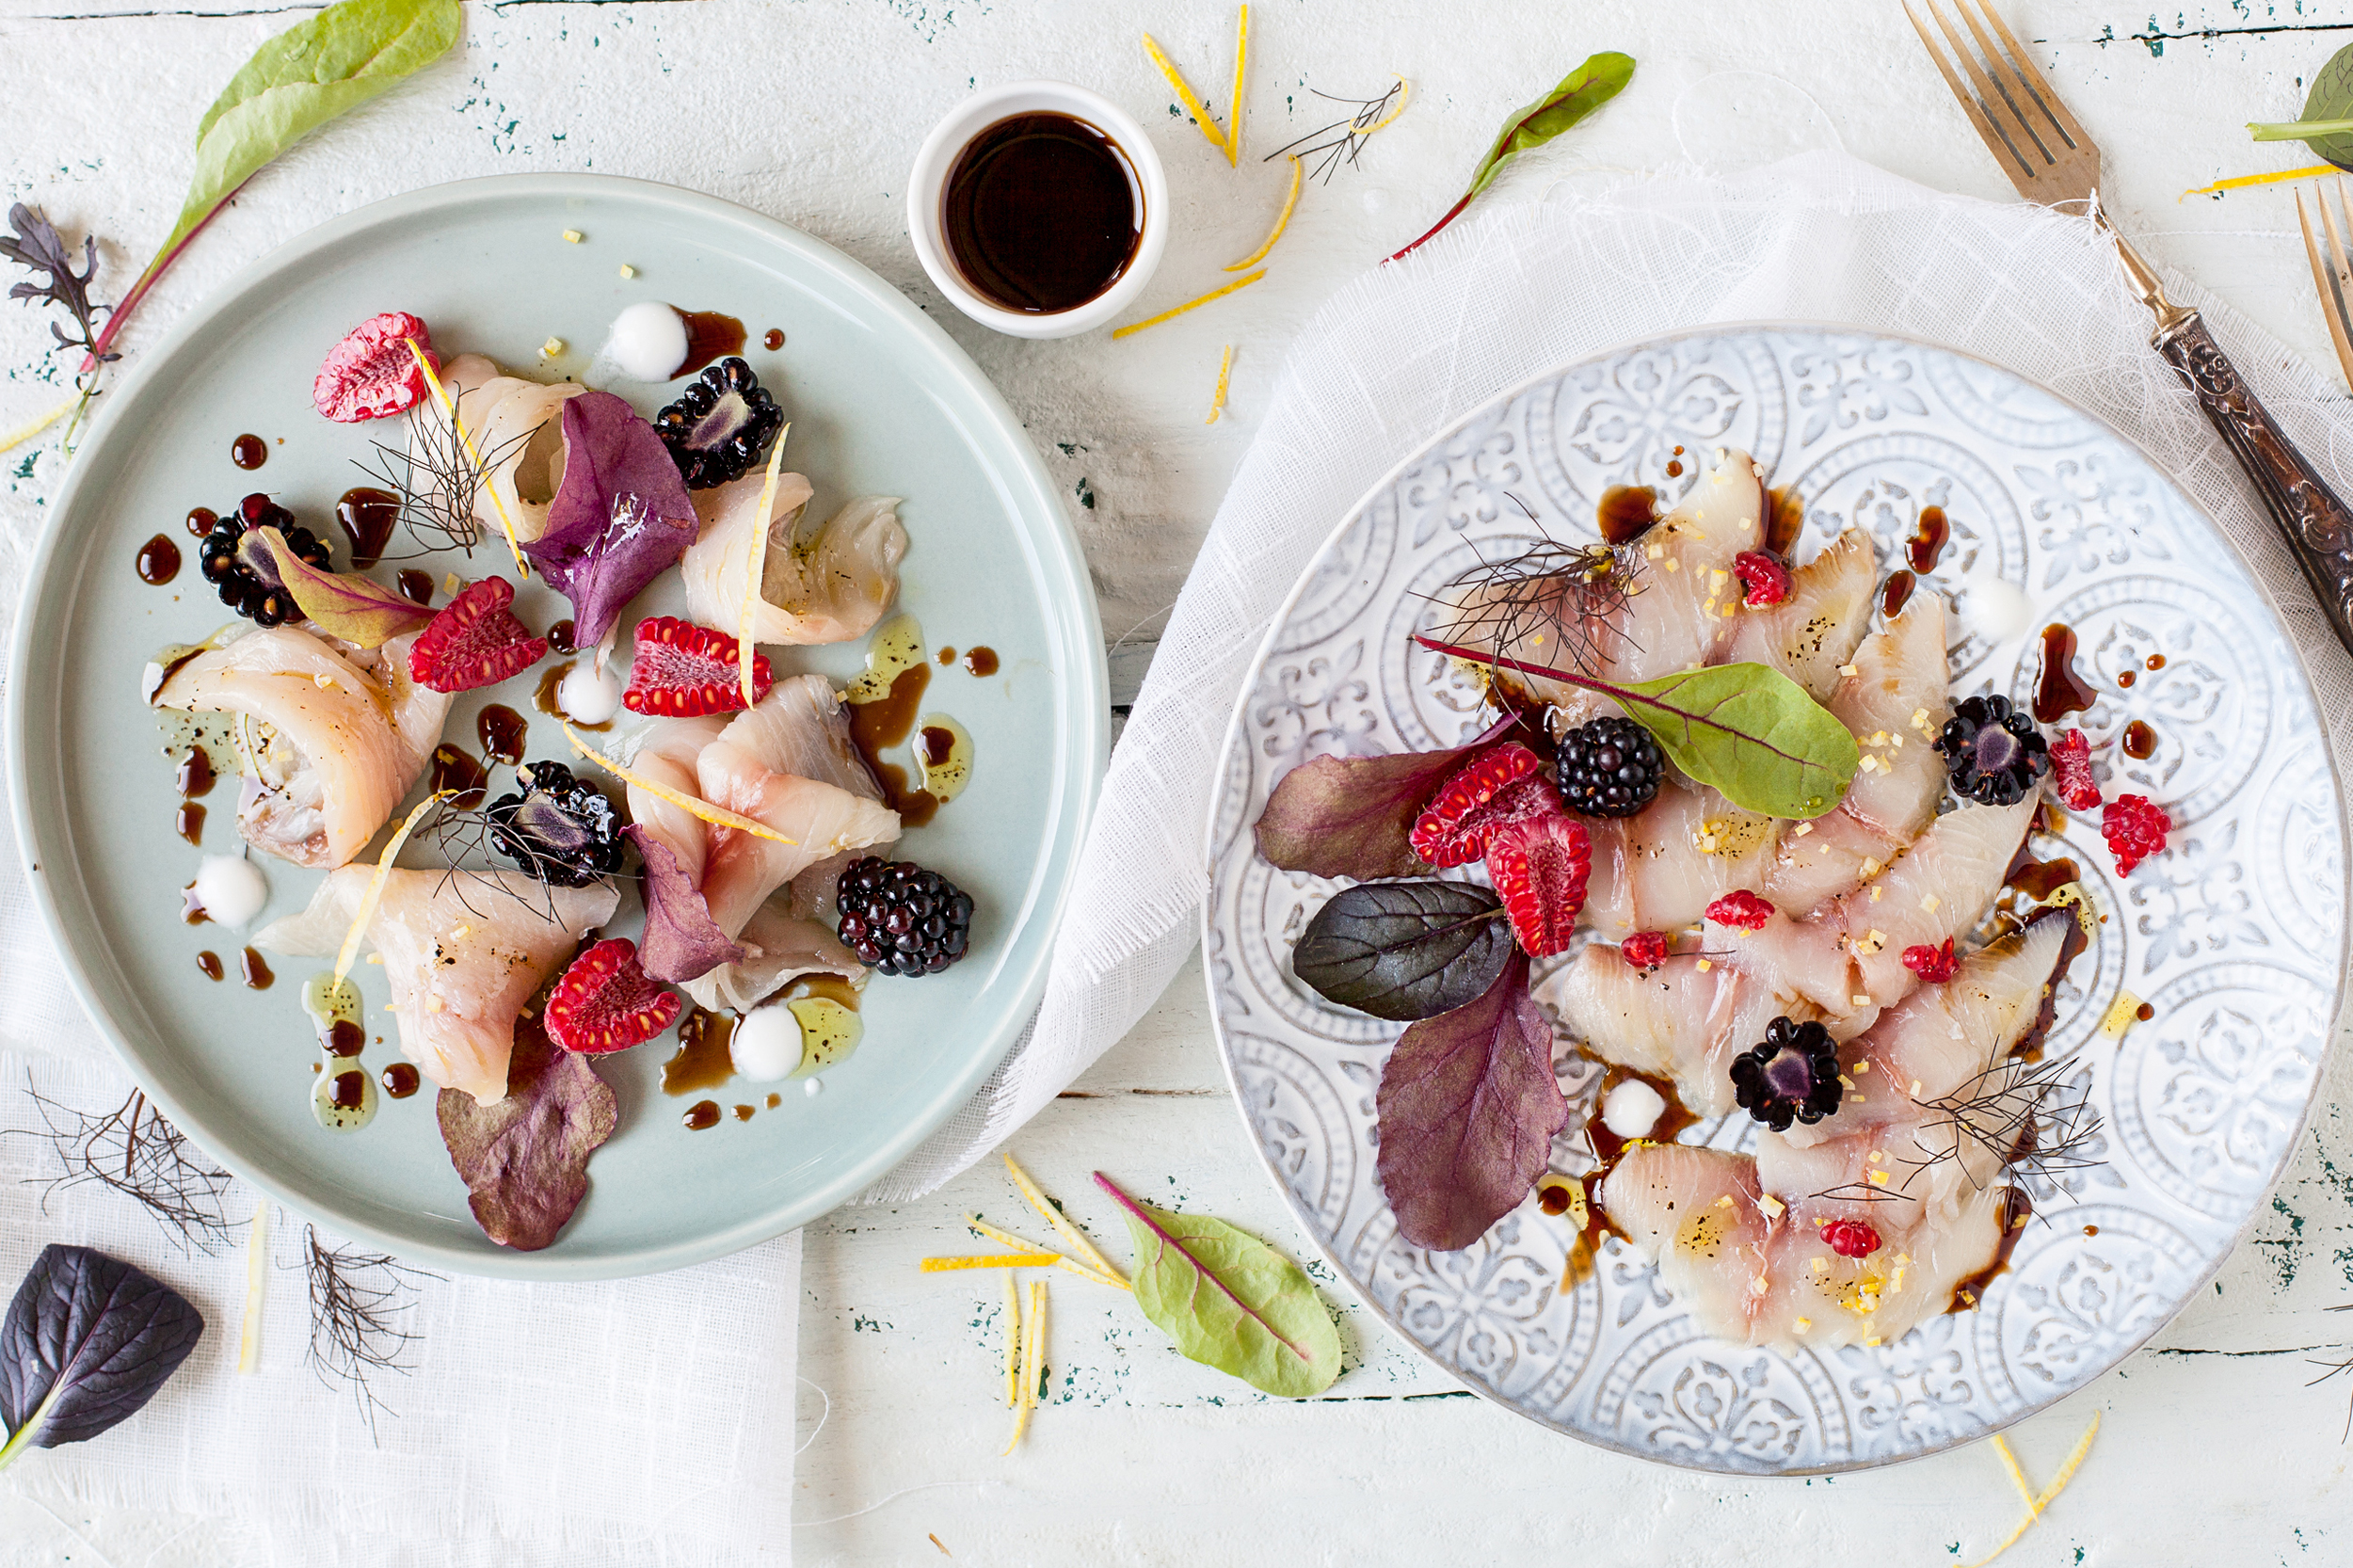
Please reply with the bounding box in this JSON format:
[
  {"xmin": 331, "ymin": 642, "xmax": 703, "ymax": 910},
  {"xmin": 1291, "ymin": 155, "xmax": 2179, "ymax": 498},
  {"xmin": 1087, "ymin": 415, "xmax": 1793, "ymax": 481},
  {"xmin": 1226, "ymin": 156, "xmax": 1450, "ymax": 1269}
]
[
  {"xmin": 436, "ymin": 1020, "xmax": 615, "ymax": 1251},
  {"xmin": 2249, "ymin": 42, "xmax": 2353, "ymax": 168},
  {"xmin": 1094, "ymin": 1173, "xmax": 1341, "ymax": 1398},
  {"xmin": 1389, "ymin": 52, "xmax": 1634, "ymax": 260},
  {"xmin": 1253, "ymin": 712, "xmax": 1530, "ymax": 880},
  {"xmin": 1293, "ymin": 880, "xmax": 1512, "ymax": 1020},
  {"xmin": 1374, "ymin": 952, "xmax": 1566, "ymax": 1252},
  {"xmin": 1, "ymin": 204, "xmax": 115, "ymax": 373},
  {"xmin": 0, "ymin": 1245, "xmax": 203, "ymax": 1471},
  {"xmin": 249, "ymin": 525, "xmax": 431, "ymax": 647}
]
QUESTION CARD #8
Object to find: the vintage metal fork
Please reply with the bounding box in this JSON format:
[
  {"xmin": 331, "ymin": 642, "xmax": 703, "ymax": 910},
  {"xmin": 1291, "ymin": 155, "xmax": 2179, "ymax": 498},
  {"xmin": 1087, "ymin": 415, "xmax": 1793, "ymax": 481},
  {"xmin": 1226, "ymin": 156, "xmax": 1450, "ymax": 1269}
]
[
  {"xmin": 2294, "ymin": 180, "xmax": 2353, "ymax": 392},
  {"xmin": 1908, "ymin": 0, "xmax": 2353, "ymax": 659}
]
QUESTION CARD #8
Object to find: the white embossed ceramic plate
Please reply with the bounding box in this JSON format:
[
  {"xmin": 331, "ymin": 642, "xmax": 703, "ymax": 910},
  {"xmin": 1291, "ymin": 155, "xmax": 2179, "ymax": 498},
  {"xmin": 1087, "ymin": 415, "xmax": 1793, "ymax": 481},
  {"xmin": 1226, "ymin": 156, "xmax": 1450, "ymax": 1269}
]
[
  {"xmin": 1204, "ymin": 327, "xmax": 2347, "ymax": 1471},
  {"xmin": 8, "ymin": 175, "xmax": 1104, "ymax": 1279}
]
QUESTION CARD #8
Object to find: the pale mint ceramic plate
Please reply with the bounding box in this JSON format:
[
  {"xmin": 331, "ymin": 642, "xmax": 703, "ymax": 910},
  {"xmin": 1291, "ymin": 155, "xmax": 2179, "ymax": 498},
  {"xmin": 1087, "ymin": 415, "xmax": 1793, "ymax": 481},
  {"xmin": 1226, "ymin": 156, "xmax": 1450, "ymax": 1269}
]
[{"xmin": 8, "ymin": 174, "xmax": 1104, "ymax": 1279}]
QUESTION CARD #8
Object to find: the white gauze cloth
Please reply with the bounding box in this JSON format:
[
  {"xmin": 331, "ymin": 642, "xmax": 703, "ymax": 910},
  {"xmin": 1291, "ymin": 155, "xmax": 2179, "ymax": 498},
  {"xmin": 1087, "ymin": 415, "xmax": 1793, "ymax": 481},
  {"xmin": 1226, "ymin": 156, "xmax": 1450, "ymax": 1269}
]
[{"xmin": 866, "ymin": 146, "xmax": 2353, "ymax": 1197}]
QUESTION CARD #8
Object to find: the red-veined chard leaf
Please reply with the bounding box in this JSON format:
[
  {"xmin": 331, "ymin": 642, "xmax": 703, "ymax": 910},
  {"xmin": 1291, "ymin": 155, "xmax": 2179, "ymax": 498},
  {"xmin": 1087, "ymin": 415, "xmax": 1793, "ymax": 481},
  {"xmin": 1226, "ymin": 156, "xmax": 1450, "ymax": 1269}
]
[
  {"xmin": 1253, "ymin": 712, "xmax": 1531, "ymax": 880},
  {"xmin": 1093, "ymin": 1173, "xmax": 1342, "ymax": 1398},
  {"xmin": 0, "ymin": 1244, "xmax": 203, "ymax": 1471},
  {"xmin": 245, "ymin": 525, "xmax": 432, "ymax": 648},
  {"xmin": 437, "ymin": 1018, "xmax": 616, "ymax": 1251},
  {"xmin": 1375, "ymin": 952, "xmax": 1568, "ymax": 1252},
  {"xmin": 1416, "ymin": 636, "xmax": 1857, "ymax": 820},
  {"xmin": 1293, "ymin": 880, "xmax": 1512, "ymax": 1020},
  {"xmin": 1389, "ymin": 52, "xmax": 1635, "ymax": 260},
  {"xmin": 2248, "ymin": 42, "xmax": 2353, "ymax": 168}
]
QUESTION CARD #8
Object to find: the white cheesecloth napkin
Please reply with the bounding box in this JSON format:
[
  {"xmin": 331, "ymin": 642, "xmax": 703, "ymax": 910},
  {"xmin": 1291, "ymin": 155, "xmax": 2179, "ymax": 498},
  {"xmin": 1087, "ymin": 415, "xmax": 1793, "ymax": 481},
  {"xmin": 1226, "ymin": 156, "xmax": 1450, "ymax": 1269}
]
[
  {"xmin": 870, "ymin": 144, "xmax": 2353, "ymax": 1197},
  {"xmin": 5, "ymin": 145, "xmax": 2352, "ymax": 1561}
]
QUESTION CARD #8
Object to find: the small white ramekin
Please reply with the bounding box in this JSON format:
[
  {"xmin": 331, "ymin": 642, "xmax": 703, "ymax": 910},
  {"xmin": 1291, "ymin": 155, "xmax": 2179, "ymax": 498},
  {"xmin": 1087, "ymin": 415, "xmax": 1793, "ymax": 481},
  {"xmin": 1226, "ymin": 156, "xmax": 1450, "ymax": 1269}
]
[{"xmin": 907, "ymin": 81, "xmax": 1168, "ymax": 340}]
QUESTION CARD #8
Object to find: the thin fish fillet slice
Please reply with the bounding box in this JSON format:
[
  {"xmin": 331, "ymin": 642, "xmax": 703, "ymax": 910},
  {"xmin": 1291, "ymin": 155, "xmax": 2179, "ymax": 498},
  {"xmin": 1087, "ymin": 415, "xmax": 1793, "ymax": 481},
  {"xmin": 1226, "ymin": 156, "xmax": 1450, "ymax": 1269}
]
[
  {"xmin": 1538, "ymin": 948, "xmax": 1807, "ymax": 1118},
  {"xmin": 1581, "ymin": 782, "xmax": 1783, "ymax": 936},
  {"xmin": 1721, "ymin": 527, "xmax": 1876, "ymax": 699},
  {"xmin": 257, "ymin": 867, "xmax": 617, "ymax": 1104}
]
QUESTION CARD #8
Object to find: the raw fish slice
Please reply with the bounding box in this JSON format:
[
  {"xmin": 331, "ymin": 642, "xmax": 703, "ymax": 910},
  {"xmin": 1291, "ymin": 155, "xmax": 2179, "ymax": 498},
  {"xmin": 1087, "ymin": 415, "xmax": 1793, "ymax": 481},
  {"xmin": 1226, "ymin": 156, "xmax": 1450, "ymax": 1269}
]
[
  {"xmin": 1759, "ymin": 808, "xmax": 1899, "ymax": 918},
  {"xmin": 1432, "ymin": 450, "xmax": 1764, "ymax": 706},
  {"xmin": 1829, "ymin": 598, "xmax": 1950, "ymax": 840},
  {"xmin": 692, "ymin": 688, "xmax": 902, "ymax": 937},
  {"xmin": 1825, "ymin": 795, "xmax": 2037, "ymax": 1007},
  {"xmin": 1721, "ymin": 528, "xmax": 1876, "ymax": 699},
  {"xmin": 725, "ymin": 674, "xmax": 890, "ymax": 920},
  {"xmin": 152, "ymin": 625, "xmax": 451, "ymax": 870},
  {"xmin": 1538, "ymin": 948, "xmax": 1805, "ymax": 1116},
  {"xmin": 409, "ymin": 354, "xmax": 585, "ymax": 545},
  {"xmin": 682, "ymin": 473, "xmax": 906, "ymax": 647},
  {"xmin": 680, "ymin": 894, "xmax": 866, "ymax": 1013},
  {"xmin": 1601, "ymin": 1145, "xmax": 1778, "ymax": 1340},
  {"xmin": 1785, "ymin": 910, "xmax": 2078, "ymax": 1151},
  {"xmin": 1581, "ymin": 782, "xmax": 1782, "ymax": 935},
  {"xmin": 257, "ymin": 867, "xmax": 617, "ymax": 1104}
]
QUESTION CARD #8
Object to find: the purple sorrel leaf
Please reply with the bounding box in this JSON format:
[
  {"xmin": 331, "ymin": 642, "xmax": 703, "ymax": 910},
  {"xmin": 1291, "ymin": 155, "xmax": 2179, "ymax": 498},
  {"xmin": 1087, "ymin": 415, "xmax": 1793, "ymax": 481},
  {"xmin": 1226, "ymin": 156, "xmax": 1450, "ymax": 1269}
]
[
  {"xmin": 245, "ymin": 525, "xmax": 431, "ymax": 648},
  {"xmin": 526, "ymin": 390, "xmax": 697, "ymax": 648},
  {"xmin": 1374, "ymin": 952, "xmax": 1568, "ymax": 1251},
  {"xmin": 626, "ymin": 824, "xmax": 744, "ymax": 984},
  {"xmin": 1253, "ymin": 714, "xmax": 1530, "ymax": 882},
  {"xmin": 437, "ymin": 1019, "xmax": 616, "ymax": 1251},
  {"xmin": 0, "ymin": 1245, "xmax": 203, "ymax": 1469}
]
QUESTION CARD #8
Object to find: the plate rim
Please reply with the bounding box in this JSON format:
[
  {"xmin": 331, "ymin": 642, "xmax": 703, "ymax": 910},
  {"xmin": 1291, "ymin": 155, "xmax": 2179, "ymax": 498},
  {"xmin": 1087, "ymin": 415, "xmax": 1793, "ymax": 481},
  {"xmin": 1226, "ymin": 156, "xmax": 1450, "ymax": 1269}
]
[
  {"xmin": 1199, "ymin": 318, "xmax": 2353, "ymax": 1470},
  {"xmin": 6, "ymin": 171, "xmax": 1108, "ymax": 1280}
]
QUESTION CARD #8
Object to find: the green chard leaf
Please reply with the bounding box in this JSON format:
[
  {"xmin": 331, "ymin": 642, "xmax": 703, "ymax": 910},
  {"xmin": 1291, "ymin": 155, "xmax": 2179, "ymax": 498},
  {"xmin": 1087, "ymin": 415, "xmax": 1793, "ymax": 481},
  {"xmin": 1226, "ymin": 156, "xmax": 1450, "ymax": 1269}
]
[
  {"xmin": 2248, "ymin": 41, "xmax": 2353, "ymax": 168},
  {"xmin": 1616, "ymin": 662, "xmax": 1859, "ymax": 820},
  {"xmin": 1292, "ymin": 880, "xmax": 1513, "ymax": 1020},
  {"xmin": 1094, "ymin": 1173, "xmax": 1342, "ymax": 1399},
  {"xmin": 90, "ymin": 0, "xmax": 462, "ymax": 362},
  {"xmin": 1390, "ymin": 51, "xmax": 1635, "ymax": 260},
  {"xmin": 1413, "ymin": 636, "xmax": 1859, "ymax": 819}
]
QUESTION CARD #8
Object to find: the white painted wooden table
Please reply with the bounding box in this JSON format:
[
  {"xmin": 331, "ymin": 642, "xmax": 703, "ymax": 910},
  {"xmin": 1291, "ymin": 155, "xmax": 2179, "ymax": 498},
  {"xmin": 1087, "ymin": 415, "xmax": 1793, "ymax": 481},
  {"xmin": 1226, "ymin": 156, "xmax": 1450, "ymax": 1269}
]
[{"xmin": 5, "ymin": 2, "xmax": 2353, "ymax": 1562}]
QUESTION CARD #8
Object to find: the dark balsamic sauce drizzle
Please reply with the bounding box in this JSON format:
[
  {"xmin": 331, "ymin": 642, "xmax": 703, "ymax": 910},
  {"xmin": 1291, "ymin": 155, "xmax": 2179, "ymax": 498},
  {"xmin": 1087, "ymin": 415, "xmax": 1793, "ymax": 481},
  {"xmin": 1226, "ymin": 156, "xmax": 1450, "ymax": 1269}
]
[
  {"xmin": 684, "ymin": 1100, "xmax": 722, "ymax": 1131},
  {"xmin": 197, "ymin": 951, "xmax": 224, "ymax": 981},
  {"xmin": 1906, "ymin": 505, "xmax": 1950, "ymax": 572},
  {"xmin": 239, "ymin": 948, "xmax": 274, "ymax": 990},
  {"xmin": 762, "ymin": 328, "xmax": 785, "ymax": 351},
  {"xmin": 1595, "ymin": 485, "xmax": 1660, "ymax": 546},
  {"xmin": 396, "ymin": 569, "xmax": 436, "ymax": 606},
  {"xmin": 136, "ymin": 535, "xmax": 182, "ymax": 584},
  {"xmin": 175, "ymin": 803, "xmax": 204, "ymax": 845},
  {"xmin": 477, "ymin": 705, "xmax": 527, "ymax": 763},
  {"xmin": 381, "ymin": 1062, "xmax": 422, "ymax": 1098},
  {"xmin": 678, "ymin": 312, "xmax": 746, "ymax": 377},
  {"xmin": 2122, "ymin": 720, "xmax": 2157, "ymax": 760},
  {"xmin": 231, "ymin": 434, "xmax": 268, "ymax": 470},
  {"xmin": 429, "ymin": 744, "xmax": 488, "ymax": 809},
  {"xmin": 963, "ymin": 646, "xmax": 999, "ymax": 677},
  {"xmin": 335, "ymin": 487, "xmax": 401, "ymax": 568},
  {"xmin": 1881, "ymin": 569, "xmax": 1915, "ymax": 617},
  {"xmin": 1949, "ymin": 1187, "xmax": 2032, "ymax": 1312},
  {"xmin": 2032, "ymin": 623, "xmax": 2097, "ymax": 724},
  {"xmin": 943, "ymin": 113, "xmax": 1144, "ymax": 313},
  {"xmin": 185, "ymin": 505, "xmax": 219, "ymax": 538},
  {"xmin": 849, "ymin": 664, "xmax": 940, "ymax": 827},
  {"xmin": 2005, "ymin": 844, "xmax": 2081, "ymax": 902}
]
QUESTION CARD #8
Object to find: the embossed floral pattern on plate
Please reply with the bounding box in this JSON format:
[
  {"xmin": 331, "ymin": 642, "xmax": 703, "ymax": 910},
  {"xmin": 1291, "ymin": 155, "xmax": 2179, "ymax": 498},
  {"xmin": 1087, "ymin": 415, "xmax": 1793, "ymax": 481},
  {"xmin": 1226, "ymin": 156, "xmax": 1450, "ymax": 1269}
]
[{"xmin": 1206, "ymin": 328, "xmax": 2346, "ymax": 1474}]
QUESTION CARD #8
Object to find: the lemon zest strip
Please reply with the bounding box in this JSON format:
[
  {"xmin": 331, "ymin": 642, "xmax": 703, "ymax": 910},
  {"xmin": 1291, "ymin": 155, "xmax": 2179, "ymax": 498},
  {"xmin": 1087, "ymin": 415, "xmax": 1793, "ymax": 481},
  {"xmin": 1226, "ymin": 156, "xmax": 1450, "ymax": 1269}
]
[
  {"xmin": 742, "ymin": 424, "xmax": 789, "ymax": 707},
  {"xmin": 2181, "ymin": 164, "xmax": 2336, "ymax": 200},
  {"xmin": 335, "ymin": 791, "xmax": 455, "ymax": 984},
  {"xmin": 1362, "ymin": 73, "xmax": 1411, "ymax": 133},
  {"xmin": 1963, "ymin": 1412, "xmax": 2101, "ymax": 1567},
  {"xmin": 1003, "ymin": 1152, "xmax": 1129, "ymax": 1286},
  {"xmin": 408, "ymin": 340, "xmax": 528, "ymax": 577},
  {"xmin": 1225, "ymin": 155, "xmax": 1301, "ymax": 270},
  {"xmin": 1206, "ymin": 344, "xmax": 1235, "ymax": 424},
  {"xmin": 1112, "ymin": 269, "xmax": 1266, "ymax": 339},
  {"xmin": 564, "ymin": 723, "xmax": 798, "ymax": 845},
  {"xmin": 968, "ymin": 1212, "xmax": 1127, "ymax": 1289},
  {"xmin": 236, "ymin": 1198, "xmax": 270, "ymax": 1373},
  {"xmin": 1143, "ymin": 33, "xmax": 1225, "ymax": 153},
  {"xmin": 0, "ymin": 391, "xmax": 78, "ymax": 456},
  {"xmin": 1226, "ymin": 6, "xmax": 1249, "ymax": 167},
  {"xmin": 920, "ymin": 1253, "xmax": 1060, "ymax": 1272},
  {"xmin": 1001, "ymin": 1270, "xmax": 1021, "ymax": 1410},
  {"xmin": 1026, "ymin": 1278, "xmax": 1047, "ymax": 1410}
]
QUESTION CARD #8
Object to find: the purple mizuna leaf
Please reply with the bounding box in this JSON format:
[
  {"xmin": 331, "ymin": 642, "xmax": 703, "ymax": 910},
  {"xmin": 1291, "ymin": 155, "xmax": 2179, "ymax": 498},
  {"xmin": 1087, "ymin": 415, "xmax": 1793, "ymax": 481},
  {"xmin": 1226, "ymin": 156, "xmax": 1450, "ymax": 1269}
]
[
  {"xmin": 1374, "ymin": 952, "xmax": 1568, "ymax": 1251},
  {"xmin": 526, "ymin": 390, "xmax": 697, "ymax": 648},
  {"xmin": 437, "ymin": 1019, "xmax": 616, "ymax": 1251},
  {"xmin": 626, "ymin": 824, "xmax": 744, "ymax": 984},
  {"xmin": 245, "ymin": 525, "xmax": 430, "ymax": 648},
  {"xmin": 1253, "ymin": 712, "xmax": 1531, "ymax": 881}
]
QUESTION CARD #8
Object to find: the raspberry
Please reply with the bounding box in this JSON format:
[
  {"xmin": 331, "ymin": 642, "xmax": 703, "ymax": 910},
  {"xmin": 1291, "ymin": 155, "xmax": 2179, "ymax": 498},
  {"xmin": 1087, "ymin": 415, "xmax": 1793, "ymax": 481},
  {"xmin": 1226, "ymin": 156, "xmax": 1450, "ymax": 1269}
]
[
  {"xmin": 313, "ymin": 311, "xmax": 437, "ymax": 423},
  {"xmin": 407, "ymin": 576, "xmax": 549, "ymax": 693},
  {"xmin": 2102, "ymin": 793, "xmax": 2171, "ymax": 875},
  {"xmin": 1821, "ymin": 1219, "xmax": 1881, "ymax": 1259},
  {"xmin": 1901, "ymin": 937, "xmax": 1960, "ymax": 983},
  {"xmin": 1732, "ymin": 551, "xmax": 1792, "ymax": 608},
  {"xmin": 1622, "ymin": 930, "xmax": 1670, "ymax": 969},
  {"xmin": 1409, "ymin": 744, "xmax": 1553, "ymax": 868},
  {"xmin": 2049, "ymin": 728, "xmax": 2101, "ymax": 811},
  {"xmin": 1483, "ymin": 816, "xmax": 1591, "ymax": 957},
  {"xmin": 622, "ymin": 616, "xmax": 775, "ymax": 717},
  {"xmin": 544, "ymin": 938, "xmax": 681, "ymax": 1054},
  {"xmin": 1705, "ymin": 889, "xmax": 1774, "ymax": 933}
]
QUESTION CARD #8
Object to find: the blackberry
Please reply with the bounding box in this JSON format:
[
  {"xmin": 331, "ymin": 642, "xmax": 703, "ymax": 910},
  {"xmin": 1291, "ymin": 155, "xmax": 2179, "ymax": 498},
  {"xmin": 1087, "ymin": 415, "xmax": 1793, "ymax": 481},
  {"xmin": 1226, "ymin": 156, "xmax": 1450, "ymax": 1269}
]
[
  {"xmin": 1729, "ymin": 1015, "xmax": 1843, "ymax": 1132},
  {"xmin": 486, "ymin": 761, "xmax": 624, "ymax": 887},
  {"xmin": 653, "ymin": 357, "xmax": 786, "ymax": 488},
  {"xmin": 1935, "ymin": 694, "xmax": 2049, "ymax": 807},
  {"xmin": 198, "ymin": 493, "xmax": 331, "ymax": 628},
  {"xmin": 835, "ymin": 856, "xmax": 974, "ymax": 977},
  {"xmin": 1554, "ymin": 715, "xmax": 1664, "ymax": 818}
]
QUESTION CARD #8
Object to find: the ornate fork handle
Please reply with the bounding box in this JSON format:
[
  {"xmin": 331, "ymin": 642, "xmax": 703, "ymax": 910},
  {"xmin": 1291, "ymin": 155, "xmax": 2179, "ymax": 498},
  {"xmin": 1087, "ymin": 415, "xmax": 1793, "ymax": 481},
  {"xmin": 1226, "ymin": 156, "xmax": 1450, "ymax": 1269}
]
[{"xmin": 2152, "ymin": 313, "xmax": 2353, "ymax": 650}]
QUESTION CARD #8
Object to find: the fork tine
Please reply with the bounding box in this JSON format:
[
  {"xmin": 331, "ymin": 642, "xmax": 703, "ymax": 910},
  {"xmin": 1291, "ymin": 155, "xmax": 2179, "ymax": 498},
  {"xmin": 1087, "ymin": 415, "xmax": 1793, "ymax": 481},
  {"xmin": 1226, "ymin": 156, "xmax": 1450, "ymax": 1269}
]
[
  {"xmin": 1934, "ymin": 0, "xmax": 2058, "ymax": 168},
  {"xmin": 1906, "ymin": 0, "xmax": 2034, "ymax": 179},
  {"xmin": 1921, "ymin": 0, "xmax": 2053, "ymax": 172},
  {"xmin": 2319, "ymin": 182, "xmax": 2353, "ymax": 390},
  {"xmin": 1961, "ymin": 0, "xmax": 2089, "ymax": 151}
]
